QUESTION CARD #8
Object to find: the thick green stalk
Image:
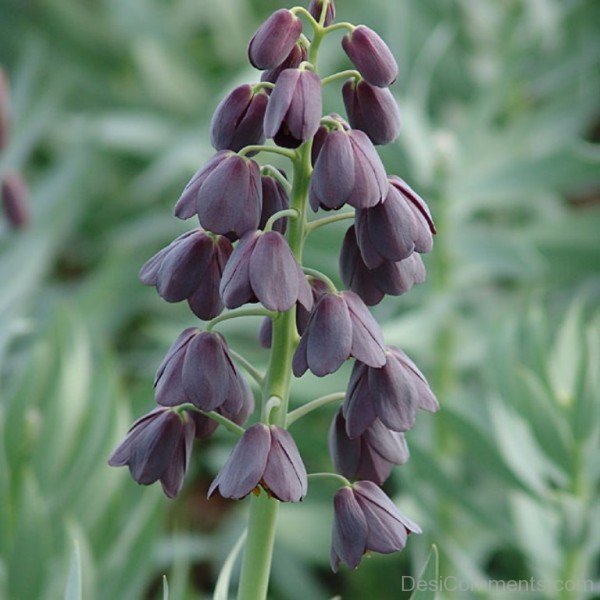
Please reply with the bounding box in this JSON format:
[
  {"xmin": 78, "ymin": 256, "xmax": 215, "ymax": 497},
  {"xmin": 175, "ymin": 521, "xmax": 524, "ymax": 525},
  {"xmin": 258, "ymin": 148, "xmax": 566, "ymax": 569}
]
[{"xmin": 236, "ymin": 143, "xmax": 312, "ymax": 600}]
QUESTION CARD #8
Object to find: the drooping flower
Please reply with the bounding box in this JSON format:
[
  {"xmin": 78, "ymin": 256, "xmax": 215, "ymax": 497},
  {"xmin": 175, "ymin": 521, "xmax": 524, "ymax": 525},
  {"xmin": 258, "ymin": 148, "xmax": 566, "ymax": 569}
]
[
  {"xmin": 139, "ymin": 229, "xmax": 233, "ymax": 320},
  {"xmin": 310, "ymin": 128, "xmax": 388, "ymax": 211},
  {"xmin": 264, "ymin": 68, "xmax": 322, "ymax": 148},
  {"xmin": 154, "ymin": 328, "xmax": 251, "ymax": 415},
  {"xmin": 108, "ymin": 407, "xmax": 195, "ymax": 499},
  {"xmin": 248, "ymin": 9, "xmax": 303, "ymax": 70},
  {"xmin": 210, "ymin": 84, "xmax": 269, "ymax": 152},
  {"xmin": 259, "ymin": 171, "xmax": 290, "ymax": 234},
  {"xmin": 192, "ymin": 153, "xmax": 262, "ymax": 238},
  {"xmin": 330, "ymin": 481, "xmax": 421, "ymax": 571},
  {"xmin": 308, "ymin": 0, "xmax": 336, "ymax": 25},
  {"xmin": 293, "ymin": 290, "xmax": 386, "ymax": 377},
  {"xmin": 340, "ymin": 226, "xmax": 425, "ymax": 306},
  {"xmin": 342, "ymin": 78, "xmax": 401, "ymax": 145},
  {"xmin": 329, "ymin": 408, "xmax": 408, "ymax": 485},
  {"xmin": 343, "ymin": 347, "xmax": 439, "ymax": 438},
  {"xmin": 342, "ymin": 25, "xmax": 399, "ymax": 88},
  {"xmin": 208, "ymin": 423, "xmax": 307, "ymax": 502},
  {"xmin": 220, "ymin": 230, "xmax": 313, "ymax": 312},
  {"xmin": 355, "ymin": 176, "xmax": 436, "ymax": 268},
  {"xmin": 259, "ymin": 278, "xmax": 329, "ymax": 348},
  {"xmin": 261, "ymin": 43, "xmax": 307, "ymax": 85},
  {"xmin": 1, "ymin": 173, "xmax": 30, "ymax": 230}
]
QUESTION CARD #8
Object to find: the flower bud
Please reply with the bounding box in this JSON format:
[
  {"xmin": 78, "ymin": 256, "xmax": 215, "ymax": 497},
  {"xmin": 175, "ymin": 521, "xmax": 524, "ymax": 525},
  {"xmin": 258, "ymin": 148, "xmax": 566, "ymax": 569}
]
[
  {"xmin": 343, "ymin": 78, "xmax": 401, "ymax": 145},
  {"xmin": 210, "ymin": 85, "xmax": 268, "ymax": 152},
  {"xmin": 108, "ymin": 408, "xmax": 195, "ymax": 499},
  {"xmin": 248, "ymin": 9, "xmax": 303, "ymax": 70},
  {"xmin": 261, "ymin": 43, "xmax": 307, "ymax": 85},
  {"xmin": 154, "ymin": 328, "xmax": 250, "ymax": 415},
  {"xmin": 194, "ymin": 153, "xmax": 262, "ymax": 238},
  {"xmin": 220, "ymin": 230, "xmax": 313, "ymax": 312},
  {"xmin": 209, "ymin": 423, "xmax": 307, "ymax": 502},
  {"xmin": 329, "ymin": 409, "xmax": 409, "ymax": 485},
  {"xmin": 0, "ymin": 68, "xmax": 10, "ymax": 150},
  {"xmin": 339, "ymin": 226, "xmax": 425, "ymax": 306},
  {"xmin": 293, "ymin": 290, "xmax": 386, "ymax": 377},
  {"xmin": 259, "ymin": 171, "xmax": 290, "ymax": 234},
  {"xmin": 342, "ymin": 25, "xmax": 399, "ymax": 88},
  {"xmin": 310, "ymin": 129, "xmax": 388, "ymax": 211},
  {"xmin": 355, "ymin": 177, "xmax": 435, "ymax": 268},
  {"xmin": 264, "ymin": 68, "xmax": 322, "ymax": 148},
  {"xmin": 330, "ymin": 481, "xmax": 420, "ymax": 571},
  {"xmin": 308, "ymin": 0, "xmax": 335, "ymax": 26},
  {"xmin": 1, "ymin": 173, "xmax": 30, "ymax": 230},
  {"xmin": 139, "ymin": 229, "xmax": 233, "ymax": 320},
  {"xmin": 343, "ymin": 347, "xmax": 439, "ymax": 438}
]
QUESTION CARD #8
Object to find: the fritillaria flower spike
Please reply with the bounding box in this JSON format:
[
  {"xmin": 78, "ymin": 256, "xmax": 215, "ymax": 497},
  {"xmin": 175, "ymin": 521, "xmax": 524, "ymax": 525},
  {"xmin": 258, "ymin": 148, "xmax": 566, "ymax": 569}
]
[
  {"xmin": 111, "ymin": 2, "xmax": 439, "ymax": 594},
  {"xmin": 331, "ymin": 481, "xmax": 421, "ymax": 571}
]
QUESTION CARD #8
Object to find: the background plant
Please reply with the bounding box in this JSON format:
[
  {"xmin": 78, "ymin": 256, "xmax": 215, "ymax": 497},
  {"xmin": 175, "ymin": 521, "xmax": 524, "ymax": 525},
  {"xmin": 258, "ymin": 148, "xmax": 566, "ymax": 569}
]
[{"xmin": 0, "ymin": 0, "xmax": 598, "ymax": 598}]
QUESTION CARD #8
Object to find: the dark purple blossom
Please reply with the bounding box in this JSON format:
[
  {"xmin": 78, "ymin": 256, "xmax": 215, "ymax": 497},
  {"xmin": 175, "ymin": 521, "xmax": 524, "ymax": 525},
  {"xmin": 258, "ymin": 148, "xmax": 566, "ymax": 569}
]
[
  {"xmin": 139, "ymin": 229, "xmax": 232, "ymax": 320},
  {"xmin": 340, "ymin": 226, "xmax": 426, "ymax": 306},
  {"xmin": 343, "ymin": 78, "xmax": 401, "ymax": 145},
  {"xmin": 210, "ymin": 84, "xmax": 268, "ymax": 152},
  {"xmin": 108, "ymin": 407, "xmax": 195, "ymax": 499},
  {"xmin": 154, "ymin": 328, "xmax": 251, "ymax": 415},
  {"xmin": 330, "ymin": 481, "xmax": 421, "ymax": 571},
  {"xmin": 1, "ymin": 173, "xmax": 30, "ymax": 230},
  {"xmin": 342, "ymin": 25, "xmax": 399, "ymax": 88},
  {"xmin": 248, "ymin": 9, "xmax": 303, "ymax": 70},
  {"xmin": 310, "ymin": 129, "xmax": 388, "ymax": 211},
  {"xmin": 259, "ymin": 278, "xmax": 329, "ymax": 348},
  {"xmin": 191, "ymin": 153, "xmax": 262, "ymax": 238},
  {"xmin": 329, "ymin": 408, "xmax": 408, "ymax": 485},
  {"xmin": 264, "ymin": 68, "xmax": 322, "ymax": 148},
  {"xmin": 259, "ymin": 172, "xmax": 290, "ymax": 234},
  {"xmin": 208, "ymin": 424, "xmax": 307, "ymax": 502},
  {"xmin": 261, "ymin": 43, "xmax": 307, "ymax": 85},
  {"xmin": 309, "ymin": 0, "xmax": 336, "ymax": 25},
  {"xmin": 343, "ymin": 347, "xmax": 439, "ymax": 438},
  {"xmin": 220, "ymin": 230, "xmax": 313, "ymax": 312},
  {"xmin": 293, "ymin": 290, "xmax": 386, "ymax": 377},
  {"xmin": 355, "ymin": 176, "xmax": 435, "ymax": 269}
]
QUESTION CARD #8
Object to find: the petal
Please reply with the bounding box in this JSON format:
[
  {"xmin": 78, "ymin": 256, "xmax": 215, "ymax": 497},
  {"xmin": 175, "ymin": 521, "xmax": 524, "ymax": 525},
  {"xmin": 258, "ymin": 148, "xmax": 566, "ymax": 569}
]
[
  {"xmin": 264, "ymin": 68, "xmax": 300, "ymax": 138},
  {"xmin": 160, "ymin": 416, "xmax": 195, "ymax": 498},
  {"xmin": 355, "ymin": 208, "xmax": 385, "ymax": 269},
  {"xmin": 306, "ymin": 294, "xmax": 353, "ymax": 376},
  {"xmin": 285, "ymin": 70, "xmax": 322, "ymax": 143},
  {"xmin": 220, "ymin": 231, "xmax": 260, "ymax": 309},
  {"xmin": 292, "ymin": 326, "xmax": 310, "ymax": 377},
  {"xmin": 262, "ymin": 427, "xmax": 307, "ymax": 501},
  {"xmin": 389, "ymin": 347, "xmax": 439, "ymax": 412},
  {"xmin": 355, "ymin": 445, "xmax": 394, "ymax": 486},
  {"xmin": 365, "ymin": 420, "xmax": 409, "ymax": 465},
  {"xmin": 343, "ymin": 361, "xmax": 377, "ymax": 438},
  {"xmin": 372, "ymin": 254, "xmax": 426, "ymax": 297},
  {"xmin": 331, "ymin": 487, "xmax": 368, "ymax": 570},
  {"xmin": 208, "ymin": 424, "xmax": 271, "ymax": 499},
  {"xmin": 248, "ymin": 10, "xmax": 303, "ymax": 70},
  {"xmin": 249, "ymin": 232, "xmax": 299, "ymax": 311},
  {"xmin": 342, "ymin": 292, "xmax": 386, "ymax": 368},
  {"xmin": 328, "ymin": 409, "xmax": 361, "ymax": 481},
  {"xmin": 346, "ymin": 131, "xmax": 388, "ymax": 209}
]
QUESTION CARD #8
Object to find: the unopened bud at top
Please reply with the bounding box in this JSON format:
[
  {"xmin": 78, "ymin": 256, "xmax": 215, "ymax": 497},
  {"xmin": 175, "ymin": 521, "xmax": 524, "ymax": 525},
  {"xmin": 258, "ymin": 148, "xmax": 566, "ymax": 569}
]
[
  {"xmin": 308, "ymin": 0, "xmax": 335, "ymax": 26},
  {"xmin": 210, "ymin": 84, "xmax": 268, "ymax": 152},
  {"xmin": 342, "ymin": 26, "xmax": 399, "ymax": 88},
  {"xmin": 248, "ymin": 9, "xmax": 303, "ymax": 70}
]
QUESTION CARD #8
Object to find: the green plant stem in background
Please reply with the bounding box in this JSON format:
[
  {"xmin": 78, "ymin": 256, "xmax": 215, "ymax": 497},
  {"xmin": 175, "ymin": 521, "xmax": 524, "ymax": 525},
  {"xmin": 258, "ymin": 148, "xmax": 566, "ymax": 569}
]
[
  {"xmin": 236, "ymin": 141, "xmax": 313, "ymax": 600},
  {"xmin": 287, "ymin": 392, "xmax": 345, "ymax": 426}
]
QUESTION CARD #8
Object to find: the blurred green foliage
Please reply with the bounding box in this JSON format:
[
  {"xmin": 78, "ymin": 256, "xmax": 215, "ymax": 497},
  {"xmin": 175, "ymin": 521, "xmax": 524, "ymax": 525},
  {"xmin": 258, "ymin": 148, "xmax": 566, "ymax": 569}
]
[{"xmin": 0, "ymin": 0, "xmax": 598, "ymax": 598}]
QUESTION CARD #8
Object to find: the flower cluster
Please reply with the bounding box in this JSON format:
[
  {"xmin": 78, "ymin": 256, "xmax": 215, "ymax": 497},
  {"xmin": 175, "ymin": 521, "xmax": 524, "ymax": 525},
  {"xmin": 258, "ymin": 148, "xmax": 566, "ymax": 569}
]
[
  {"xmin": 0, "ymin": 68, "xmax": 30, "ymax": 230},
  {"xmin": 109, "ymin": 0, "xmax": 438, "ymax": 584}
]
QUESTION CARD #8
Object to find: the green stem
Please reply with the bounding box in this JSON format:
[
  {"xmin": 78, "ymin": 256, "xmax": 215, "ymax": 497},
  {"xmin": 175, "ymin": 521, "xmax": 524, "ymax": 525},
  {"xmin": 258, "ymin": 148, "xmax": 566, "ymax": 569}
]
[
  {"xmin": 323, "ymin": 22, "xmax": 355, "ymax": 35},
  {"xmin": 321, "ymin": 70, "xmax": 361, "ymax": 87},
  {"xmin": 228, "ymin": 349, "xmax": 265, "ymax": 386},
  {"xmin": 287, "ymin": 392, "xmax": 345, "ymax": 426},
  {"xmin": 206, "ymin": 307, "xmax": 276, "ymax": 332},
  {"xmin": 236, "ymin": 142, "xmax": 313, "ymax": 600},
  {"xmin": 307, "ymin": 211, "xmax": 355, "ymax": 233},
  {"xmin": 176, "ymin": 404, "xmax": 245, "ymax": 437},
  {"xmin": 302, "ymin": 266, "xmax": 337, "ymax": 292},
  {"xmin": 264, "ymin": 208, "xmax": 299, "ymax": 232},
  {"xmin": 238, "ymin": 145, "xmax": 297, "ymax": 160},
  {"xmin": 261, "ymin": 165, "xmax": 292, "ymax": 193},
  {"xmin": 307, "ymin": 472, "xmax": 351, "ymax": 487}
]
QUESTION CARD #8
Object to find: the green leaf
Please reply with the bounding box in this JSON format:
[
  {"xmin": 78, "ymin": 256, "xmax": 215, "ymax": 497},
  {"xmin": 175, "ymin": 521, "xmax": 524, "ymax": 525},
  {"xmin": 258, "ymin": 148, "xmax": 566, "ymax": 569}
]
[
  {"xmin": 65, "ymin": 541, "xmax": 82, "ymax": 600},
  {"xmin": 162, "ymin": 575, "xmax": 169, "ymax": 600},
  {"xmin": 410, "ymin": 545, "xmax": 439, "ymax": 600},
  {"xmin": 213, "ymin": 529, "xmax": 247, "ymax": 600}
]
